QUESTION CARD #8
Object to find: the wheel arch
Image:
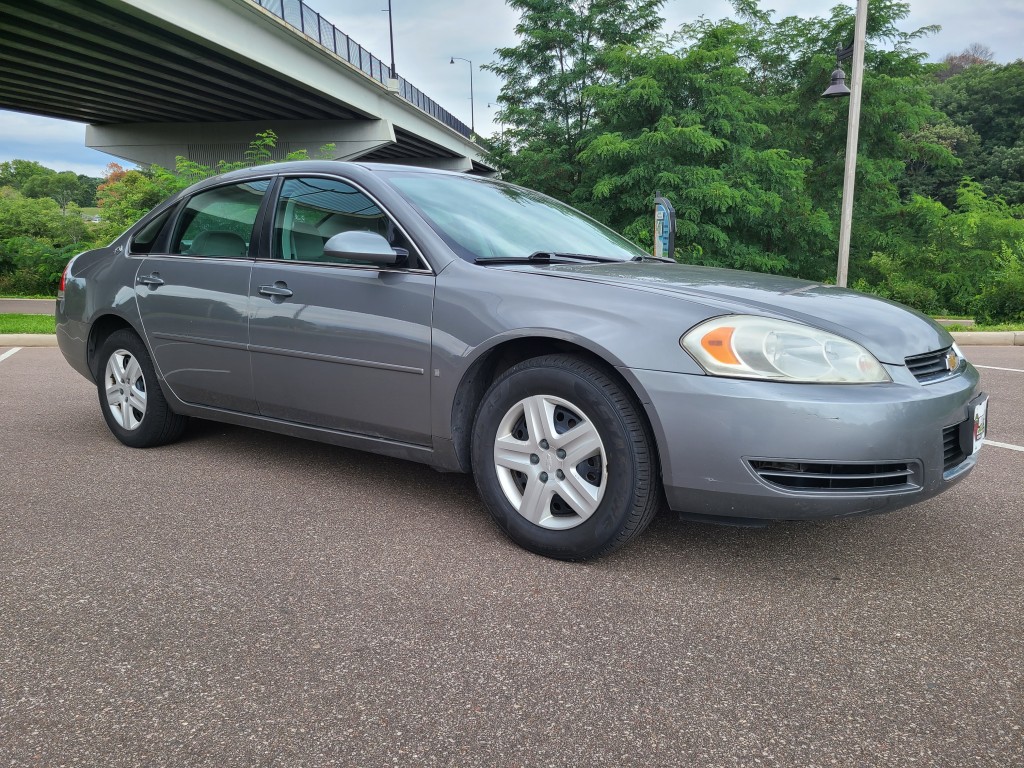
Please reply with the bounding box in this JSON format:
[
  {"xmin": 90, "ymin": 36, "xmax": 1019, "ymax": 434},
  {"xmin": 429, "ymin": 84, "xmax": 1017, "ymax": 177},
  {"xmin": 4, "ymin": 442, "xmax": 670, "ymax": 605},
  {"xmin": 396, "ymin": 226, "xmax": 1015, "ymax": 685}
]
[
  {"xmin": 448, "ymin": 332, "xmax": 658, "ymax": 474},
  {"xmin": 86, "ymin": 313, "xmax": 144, "ymax": 382}
]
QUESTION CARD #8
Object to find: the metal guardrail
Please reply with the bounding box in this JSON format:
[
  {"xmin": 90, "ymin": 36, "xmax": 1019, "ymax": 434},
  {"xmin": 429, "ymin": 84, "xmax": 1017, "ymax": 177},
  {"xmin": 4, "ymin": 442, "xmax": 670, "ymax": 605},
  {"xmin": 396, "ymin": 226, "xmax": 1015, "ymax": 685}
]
[{"xmin": 252, "ymin": 0, "xmax": 473, "ymax": 139}]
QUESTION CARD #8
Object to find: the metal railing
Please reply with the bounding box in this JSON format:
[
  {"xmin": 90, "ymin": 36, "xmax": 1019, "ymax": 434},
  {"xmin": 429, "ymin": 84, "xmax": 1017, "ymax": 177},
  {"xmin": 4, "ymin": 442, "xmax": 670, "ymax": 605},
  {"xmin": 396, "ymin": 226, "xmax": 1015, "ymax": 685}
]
[{"xmin": 252, "ymin": 0, "xmax": 473, "ymax": 139}]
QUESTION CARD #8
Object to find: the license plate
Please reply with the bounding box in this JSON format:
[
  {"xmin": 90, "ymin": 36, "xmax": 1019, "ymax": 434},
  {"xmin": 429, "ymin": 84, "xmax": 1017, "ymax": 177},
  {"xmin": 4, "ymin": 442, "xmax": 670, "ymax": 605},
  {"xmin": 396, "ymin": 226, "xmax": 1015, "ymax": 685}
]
[{"xmin": 972, "ymin": 397, "xmax": 988, "ymax": 454}]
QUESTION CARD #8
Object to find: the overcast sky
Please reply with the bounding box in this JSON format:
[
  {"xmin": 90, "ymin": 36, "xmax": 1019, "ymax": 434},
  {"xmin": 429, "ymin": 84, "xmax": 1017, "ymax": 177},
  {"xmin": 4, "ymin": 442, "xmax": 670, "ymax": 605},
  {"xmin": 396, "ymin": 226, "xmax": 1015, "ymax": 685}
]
[{"xmin": 1, "ymin": 0, "xmax": 1021, "ymax": 178}]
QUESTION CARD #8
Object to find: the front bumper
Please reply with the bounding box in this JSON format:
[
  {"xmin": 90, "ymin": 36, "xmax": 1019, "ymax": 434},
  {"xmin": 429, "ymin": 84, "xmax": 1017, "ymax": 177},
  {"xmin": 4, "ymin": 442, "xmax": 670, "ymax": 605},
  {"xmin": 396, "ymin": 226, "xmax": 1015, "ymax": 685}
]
[{"xmin": 628, "ymin": 363, "xmax": 983, "ymax": 520}]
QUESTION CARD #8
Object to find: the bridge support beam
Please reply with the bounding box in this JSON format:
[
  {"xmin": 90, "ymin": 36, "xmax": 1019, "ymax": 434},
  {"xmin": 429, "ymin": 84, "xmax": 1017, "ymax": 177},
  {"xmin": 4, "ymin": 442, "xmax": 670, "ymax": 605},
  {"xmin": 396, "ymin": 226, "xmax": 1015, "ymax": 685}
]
[{"xmin": 85, "ymin": 119, "xmax": 397, "ymax": 170}]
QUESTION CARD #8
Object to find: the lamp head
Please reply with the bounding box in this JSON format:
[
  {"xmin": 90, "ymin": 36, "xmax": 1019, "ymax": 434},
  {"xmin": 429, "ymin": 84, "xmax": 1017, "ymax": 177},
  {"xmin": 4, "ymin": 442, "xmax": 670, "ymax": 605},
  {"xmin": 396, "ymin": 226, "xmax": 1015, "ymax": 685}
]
[
  {"xmin": 822, "ymin": 67, "xmax": 851, "ymax": 98},
  {"xmin": 449, "ymin": 57, "xmax": 455, "ymax": 64}
]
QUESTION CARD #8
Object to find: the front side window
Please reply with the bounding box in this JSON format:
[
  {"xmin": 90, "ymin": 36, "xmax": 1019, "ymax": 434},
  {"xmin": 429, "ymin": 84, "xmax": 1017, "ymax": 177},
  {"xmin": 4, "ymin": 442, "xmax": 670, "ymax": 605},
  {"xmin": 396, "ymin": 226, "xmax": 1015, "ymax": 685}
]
[
  {"xmin": 169, "ymin": 180, "xmax": 269, "ymax": 258},
  {"xmin": 271, "ymin": 177, "xmax": 418, "ymax": 267}
]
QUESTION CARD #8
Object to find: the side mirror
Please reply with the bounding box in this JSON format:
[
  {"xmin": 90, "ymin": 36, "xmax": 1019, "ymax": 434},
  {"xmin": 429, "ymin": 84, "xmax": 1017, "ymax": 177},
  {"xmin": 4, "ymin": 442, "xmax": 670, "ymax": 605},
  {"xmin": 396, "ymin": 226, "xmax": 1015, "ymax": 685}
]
[{"xmin": 323, "ymin": 231, "xmax": 408, "ymax": 266}]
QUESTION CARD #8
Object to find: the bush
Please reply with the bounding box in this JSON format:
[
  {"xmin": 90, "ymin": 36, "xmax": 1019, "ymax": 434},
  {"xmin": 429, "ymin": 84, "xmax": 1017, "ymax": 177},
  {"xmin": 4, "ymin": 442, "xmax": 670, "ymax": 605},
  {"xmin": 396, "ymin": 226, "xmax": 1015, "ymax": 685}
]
[
  {"xmin": 0, "ymin": 236, "xmax": 80, "ymax": 295},
  {"xmin": 974, "ymin": 241, "xmax": 1024, "ymax": 323}
]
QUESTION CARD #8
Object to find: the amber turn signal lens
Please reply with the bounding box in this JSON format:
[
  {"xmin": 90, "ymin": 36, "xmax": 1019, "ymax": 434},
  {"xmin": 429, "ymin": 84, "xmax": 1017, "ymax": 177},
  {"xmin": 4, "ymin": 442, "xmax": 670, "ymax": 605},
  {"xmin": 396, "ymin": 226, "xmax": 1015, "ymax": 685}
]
[{"xmin": 700, "ymin": 326, "xmax": 739, "ymax": 365}]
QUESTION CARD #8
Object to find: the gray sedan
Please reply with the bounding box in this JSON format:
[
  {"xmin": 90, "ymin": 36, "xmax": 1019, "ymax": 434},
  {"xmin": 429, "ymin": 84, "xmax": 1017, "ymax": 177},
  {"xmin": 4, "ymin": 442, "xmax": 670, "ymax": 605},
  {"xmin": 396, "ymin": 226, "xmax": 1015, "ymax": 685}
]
[{"xmin": 55, "ymin": 162, "xmax": 987, "ymax": 559}]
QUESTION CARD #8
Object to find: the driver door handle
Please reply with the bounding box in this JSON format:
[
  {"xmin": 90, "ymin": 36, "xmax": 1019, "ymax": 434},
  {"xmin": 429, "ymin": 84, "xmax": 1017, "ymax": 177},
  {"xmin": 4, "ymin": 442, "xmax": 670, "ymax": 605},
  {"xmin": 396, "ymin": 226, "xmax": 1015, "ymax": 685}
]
[
  {"xmin": 258, "ymin": 283, "xmax": 293, "ymax": 298},
  {"xmin": 137, "ymin": 273, "xmax": 164, "ymax": 287}
]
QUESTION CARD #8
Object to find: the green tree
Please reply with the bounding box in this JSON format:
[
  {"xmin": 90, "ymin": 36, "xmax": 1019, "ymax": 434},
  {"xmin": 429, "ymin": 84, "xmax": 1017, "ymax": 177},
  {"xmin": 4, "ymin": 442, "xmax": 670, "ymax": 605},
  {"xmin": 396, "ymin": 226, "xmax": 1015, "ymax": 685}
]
[
  {"xmin": 22, "ymin": 170, "xmax": 83, "ymax": 214},
  {"xmin": 0, "ymin": 188, "xmax": 86, "ymax": 243},
  {"xmin": 486, "ymin": 0, "xmax": 665, "ymax": 202},
  {"xmin": 0, "ymin": 189, "xmax": 89, "ymax": 295},
  {"xmin": 932, "ymin": 60, "xmax": 1024, "ymax": 205},
  {"xmin": 581, "ymin": 22, "xmax": 832, "ymax": 273},
  {"xmin": 731, "ymin": 1, "xmax": 951, "ymax": 281},
  {"xmin": 0, "ymin": 159, "xmax": 52, "ymax": 190},
  {"xmin": 73, "ymin": 175, "xmax": 102, "ymax": 208}
]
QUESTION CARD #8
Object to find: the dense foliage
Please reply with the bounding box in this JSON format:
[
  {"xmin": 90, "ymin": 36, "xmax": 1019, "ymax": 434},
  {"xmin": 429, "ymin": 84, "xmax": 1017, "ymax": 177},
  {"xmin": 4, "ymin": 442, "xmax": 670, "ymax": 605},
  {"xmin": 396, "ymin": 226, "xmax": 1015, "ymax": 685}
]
[
  {"xmin": 488, "ymin": 0, "xmax": 1024, "ymax": 322},
  {"xmin": 0, "ymin": 189, "xmax": 88, "ymax": 295}
]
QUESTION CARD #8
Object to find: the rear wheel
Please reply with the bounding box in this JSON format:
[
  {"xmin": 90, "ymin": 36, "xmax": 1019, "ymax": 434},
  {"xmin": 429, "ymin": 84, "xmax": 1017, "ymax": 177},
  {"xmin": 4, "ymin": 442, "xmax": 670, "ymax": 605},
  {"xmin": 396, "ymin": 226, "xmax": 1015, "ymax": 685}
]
[
  {"xmin": 471, "ymin": 354, "xmax": 659, "ymax": 560},
  {"xmin": 96, "ymin": 329, "xmax": 187, "ymax": 448}
]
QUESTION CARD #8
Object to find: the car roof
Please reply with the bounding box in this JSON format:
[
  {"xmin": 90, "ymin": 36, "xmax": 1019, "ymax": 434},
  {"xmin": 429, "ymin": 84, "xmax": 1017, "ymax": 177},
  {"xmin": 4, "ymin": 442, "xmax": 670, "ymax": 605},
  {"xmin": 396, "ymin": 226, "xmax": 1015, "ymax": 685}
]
[{"xmin": 184, "ymin": 160, "xmax": 477, "ymax": 195}]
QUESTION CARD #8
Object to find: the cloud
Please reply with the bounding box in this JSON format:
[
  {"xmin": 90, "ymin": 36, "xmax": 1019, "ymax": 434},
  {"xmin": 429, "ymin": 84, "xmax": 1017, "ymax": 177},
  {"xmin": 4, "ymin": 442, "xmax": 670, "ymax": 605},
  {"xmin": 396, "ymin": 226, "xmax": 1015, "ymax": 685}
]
[
  {"xmin": 0, "ymin": 113, "xmax": 126, "ymax": 177},
  {"xmin": 0, "ymin": 112, "xmax": 87, "ymax": 144}
]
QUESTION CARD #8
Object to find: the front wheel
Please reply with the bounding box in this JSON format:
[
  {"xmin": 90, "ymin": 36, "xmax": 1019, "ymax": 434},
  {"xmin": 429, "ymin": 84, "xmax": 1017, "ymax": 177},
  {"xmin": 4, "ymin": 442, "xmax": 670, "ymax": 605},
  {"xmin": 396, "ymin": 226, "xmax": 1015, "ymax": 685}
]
[
  {"xmin": 471, "ymin": 354, "xmax": 660, "ymax": 560},
  {"xmin": 96, "ymin": 329, "xmax": 187, "ymax": 448}
]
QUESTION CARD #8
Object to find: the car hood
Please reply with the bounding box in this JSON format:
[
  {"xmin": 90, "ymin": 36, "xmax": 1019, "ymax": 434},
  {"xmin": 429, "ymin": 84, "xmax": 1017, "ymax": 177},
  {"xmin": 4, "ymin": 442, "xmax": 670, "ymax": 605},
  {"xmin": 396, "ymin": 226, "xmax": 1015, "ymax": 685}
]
[{"xmin": 506, "ymin": 262, "xmax": 952, "ymax": 364}]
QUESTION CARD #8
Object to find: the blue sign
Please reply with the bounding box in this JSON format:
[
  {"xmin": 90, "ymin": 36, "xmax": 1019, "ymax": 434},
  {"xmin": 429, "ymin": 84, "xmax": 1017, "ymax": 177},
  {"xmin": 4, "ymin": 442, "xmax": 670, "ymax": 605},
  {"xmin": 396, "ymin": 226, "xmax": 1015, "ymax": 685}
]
[{"xmin": 654, "ymin": 196, "xmax": 676, "ymax": 261}]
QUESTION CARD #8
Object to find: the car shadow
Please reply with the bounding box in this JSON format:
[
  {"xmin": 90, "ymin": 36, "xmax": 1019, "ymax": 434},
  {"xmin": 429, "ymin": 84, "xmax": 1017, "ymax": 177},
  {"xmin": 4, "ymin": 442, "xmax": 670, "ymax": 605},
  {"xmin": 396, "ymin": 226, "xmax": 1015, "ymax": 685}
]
[{"xmin": 158, "ymin": 418, "xmax": 954, "ymax": 581}]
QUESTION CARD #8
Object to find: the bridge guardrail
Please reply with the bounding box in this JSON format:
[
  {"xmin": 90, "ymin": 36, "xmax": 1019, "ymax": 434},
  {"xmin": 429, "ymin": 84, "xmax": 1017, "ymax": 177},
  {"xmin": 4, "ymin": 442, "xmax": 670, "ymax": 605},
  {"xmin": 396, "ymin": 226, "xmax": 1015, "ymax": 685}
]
[{"xmin": 252, "ymin": 0, "xmax": 474, "ymax": 140}]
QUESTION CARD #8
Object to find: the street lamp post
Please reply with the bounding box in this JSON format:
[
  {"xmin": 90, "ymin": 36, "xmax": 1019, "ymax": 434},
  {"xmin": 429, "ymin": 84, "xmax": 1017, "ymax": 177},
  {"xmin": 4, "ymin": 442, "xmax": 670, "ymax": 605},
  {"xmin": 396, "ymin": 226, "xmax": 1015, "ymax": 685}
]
[
  {"xmin": 385, "ymin": 0, "xmax": 396, "ymax": 78},
  {"xmin": 450, "ymin": 56, "xmax": 475, "ymax": 135},
  {"xmin": 822, "ymin": 0, "xmax": 868, "ymax": 288}
]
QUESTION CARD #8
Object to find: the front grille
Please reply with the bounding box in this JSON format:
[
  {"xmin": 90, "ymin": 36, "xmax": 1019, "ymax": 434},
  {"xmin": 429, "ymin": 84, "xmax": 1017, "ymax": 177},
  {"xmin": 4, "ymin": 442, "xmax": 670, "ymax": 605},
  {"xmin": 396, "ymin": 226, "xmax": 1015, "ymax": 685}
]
[
  {"xmin": 749, "ymin": 460, "xmax": 915, "ymax": 491},
  {"xmin": 906, "ymin": 348, "xmax": 956, "ymax": 383},
  {"xmin": 943, "ymin": 423, "xmax": 966, "ymax": 471}
]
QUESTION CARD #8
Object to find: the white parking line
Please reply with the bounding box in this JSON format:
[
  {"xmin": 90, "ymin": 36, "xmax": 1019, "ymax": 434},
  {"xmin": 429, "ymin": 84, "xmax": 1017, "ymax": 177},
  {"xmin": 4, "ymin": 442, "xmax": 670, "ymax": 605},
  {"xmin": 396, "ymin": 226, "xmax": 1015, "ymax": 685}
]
[
  {"xmin": 987, "ymin": 440, "xmax": 1024, "ymax": 453},
  {"xmin": 0, "ymin": 347, "xmax": 22, "ymax": 363},
  {"xmin": 976, "ymin": 365, "xmax": 1024, "ymax": 373}
]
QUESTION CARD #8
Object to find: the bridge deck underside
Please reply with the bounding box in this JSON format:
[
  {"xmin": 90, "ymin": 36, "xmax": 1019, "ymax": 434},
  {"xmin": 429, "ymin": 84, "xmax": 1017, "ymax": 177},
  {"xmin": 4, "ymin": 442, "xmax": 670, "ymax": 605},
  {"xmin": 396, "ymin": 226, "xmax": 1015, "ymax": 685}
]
[{"xmin": 0, "ymin": 0, "xmax": 464, "ymax": 162}]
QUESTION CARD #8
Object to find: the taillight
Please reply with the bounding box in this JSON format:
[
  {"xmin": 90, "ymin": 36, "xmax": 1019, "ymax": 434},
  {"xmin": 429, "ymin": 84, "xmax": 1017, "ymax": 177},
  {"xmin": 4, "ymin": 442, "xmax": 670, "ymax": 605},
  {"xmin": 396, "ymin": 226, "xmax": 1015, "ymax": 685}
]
[{"xmin": 58, "ymin": 262, "xmax": 70, "ymax": 296}]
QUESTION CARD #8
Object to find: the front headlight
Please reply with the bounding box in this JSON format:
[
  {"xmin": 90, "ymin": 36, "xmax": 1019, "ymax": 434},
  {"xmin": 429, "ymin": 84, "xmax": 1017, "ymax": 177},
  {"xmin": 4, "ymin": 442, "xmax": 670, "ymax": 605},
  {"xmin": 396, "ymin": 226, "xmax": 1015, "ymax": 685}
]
[{"xmin": 681, "ymin": 315, "xmax": 891, "ymax": 383}]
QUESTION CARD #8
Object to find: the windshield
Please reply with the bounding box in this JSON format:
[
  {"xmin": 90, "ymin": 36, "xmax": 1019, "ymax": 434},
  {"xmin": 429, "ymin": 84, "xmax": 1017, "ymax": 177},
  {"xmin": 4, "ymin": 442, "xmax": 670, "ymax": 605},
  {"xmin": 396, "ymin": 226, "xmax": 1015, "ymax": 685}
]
[{"xmin": 381, "ymin": 171, "xmax": 649, "ymax": 262}]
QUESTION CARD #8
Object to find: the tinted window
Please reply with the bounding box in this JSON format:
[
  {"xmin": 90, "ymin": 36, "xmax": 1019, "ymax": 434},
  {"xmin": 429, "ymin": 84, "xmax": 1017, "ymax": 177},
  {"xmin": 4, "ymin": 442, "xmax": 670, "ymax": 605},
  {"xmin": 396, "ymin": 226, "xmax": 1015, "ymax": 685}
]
[
  {"xmin": 129, "ymin": 208, "xmax": 174, "ymax": 255},
  {"xmin": 169, "ymin": 180, "xmax": 269, "ymax": 258},
  {"xmin": 271, "ymin": 177, "xmax": 418, "ymax": 267}
]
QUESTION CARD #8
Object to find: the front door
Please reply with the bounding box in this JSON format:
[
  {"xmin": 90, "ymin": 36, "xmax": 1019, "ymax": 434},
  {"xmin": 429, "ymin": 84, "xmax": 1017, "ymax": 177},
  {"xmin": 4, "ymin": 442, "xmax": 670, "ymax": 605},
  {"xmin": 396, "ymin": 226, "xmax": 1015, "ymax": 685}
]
[
  {"xmin": 248, "ymin": 176, "xmax": 434, "ymax": 445},
  {"xmin": 135, "ymin": 178, "xmax": 270, "ymax": 412}
]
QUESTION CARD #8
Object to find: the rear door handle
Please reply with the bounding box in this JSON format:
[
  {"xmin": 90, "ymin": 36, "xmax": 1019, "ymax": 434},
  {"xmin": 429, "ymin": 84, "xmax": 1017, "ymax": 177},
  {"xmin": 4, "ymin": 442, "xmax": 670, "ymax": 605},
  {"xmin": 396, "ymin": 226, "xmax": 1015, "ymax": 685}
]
[
  {"xmin": 258, "ymin": 282, "xmax": 293, "ymax": 298},
  {"xmin": 137, "ymin": 273, "xmax": 164, "ymax": 287}
]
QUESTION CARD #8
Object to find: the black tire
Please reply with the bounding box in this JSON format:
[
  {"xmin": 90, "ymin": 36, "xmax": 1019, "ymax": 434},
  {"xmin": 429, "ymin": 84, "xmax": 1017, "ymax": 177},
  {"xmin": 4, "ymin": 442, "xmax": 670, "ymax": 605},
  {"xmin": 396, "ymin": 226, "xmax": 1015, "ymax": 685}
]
[
  {"xmin": 95, "ymin": 328, "xmax": 187, "ymax": 448},
  {"xmin": 471, "ymin": 354, "xmax": 660, "ymax": 560}
]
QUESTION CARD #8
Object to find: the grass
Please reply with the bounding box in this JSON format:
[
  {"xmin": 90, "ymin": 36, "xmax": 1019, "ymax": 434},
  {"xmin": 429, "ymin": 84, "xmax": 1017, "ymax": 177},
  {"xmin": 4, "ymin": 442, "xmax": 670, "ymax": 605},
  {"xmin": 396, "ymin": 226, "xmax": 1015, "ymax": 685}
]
[
  {"xmin": 944, "ymin": 322, "xmax": 1024, "ymax": 332},
  {"xmin": 0, "ymin": 314, "xmax": 56, "ymax": 334},
  {"xmin": 0, "ymin": 293, "xmax": 54, "ymax": 299}
]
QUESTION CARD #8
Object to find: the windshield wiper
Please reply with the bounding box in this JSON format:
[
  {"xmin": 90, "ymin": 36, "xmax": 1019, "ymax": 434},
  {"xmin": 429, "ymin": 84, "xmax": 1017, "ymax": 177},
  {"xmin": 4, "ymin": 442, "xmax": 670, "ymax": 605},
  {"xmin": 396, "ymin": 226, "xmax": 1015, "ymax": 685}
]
[
  {"xmin": 631, "ymin": 255, "xmax": 675, "ymax": 263},
  {"xmin": 475, "ymin": 251, "xmax": 622, "ymax": 265}
]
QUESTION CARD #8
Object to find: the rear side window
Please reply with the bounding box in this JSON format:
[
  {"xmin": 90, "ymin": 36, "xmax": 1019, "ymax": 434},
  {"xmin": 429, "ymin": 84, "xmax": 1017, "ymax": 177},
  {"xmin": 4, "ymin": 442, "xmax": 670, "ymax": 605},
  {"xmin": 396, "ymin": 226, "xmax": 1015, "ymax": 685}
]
[
  {"xmin": 169, "ymin": 180, "xmax": 269, "ymax": 258},
  {"xmin": 129, "ymin": 208, "xmax": 174, "ymax": 255}
]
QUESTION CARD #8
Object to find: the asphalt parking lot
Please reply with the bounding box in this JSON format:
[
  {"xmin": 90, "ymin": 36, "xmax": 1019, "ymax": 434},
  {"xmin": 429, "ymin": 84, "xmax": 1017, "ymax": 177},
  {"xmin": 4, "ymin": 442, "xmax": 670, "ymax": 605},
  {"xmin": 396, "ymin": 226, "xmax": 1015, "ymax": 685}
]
[{"xmin": 1, "ymin": 346, "xmax": 1021, "ymax": 767}]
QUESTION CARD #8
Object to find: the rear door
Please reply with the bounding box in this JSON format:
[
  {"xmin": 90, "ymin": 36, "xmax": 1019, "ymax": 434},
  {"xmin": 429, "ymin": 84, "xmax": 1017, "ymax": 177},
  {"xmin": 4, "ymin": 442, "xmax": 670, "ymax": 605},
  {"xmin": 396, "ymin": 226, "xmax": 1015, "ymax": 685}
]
[
  {"xmin": 248, "ymin": 175, "xmax": 434, "ymax": 445},
  {"xmin": 135, "ymin": 178, "xmax": 271, "ymax": 412}
]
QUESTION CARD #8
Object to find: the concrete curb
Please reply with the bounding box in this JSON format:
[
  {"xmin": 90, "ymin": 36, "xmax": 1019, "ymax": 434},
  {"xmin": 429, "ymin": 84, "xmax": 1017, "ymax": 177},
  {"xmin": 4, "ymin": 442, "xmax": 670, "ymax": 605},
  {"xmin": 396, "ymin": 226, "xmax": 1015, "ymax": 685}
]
[
  {"xmin": 0, "ymin": 334, "xmax": 59, "ymax": 347},
  {"xmin": 950, "ymin": 331, "xmax": 1024, "ymax": 346},
  {"xmin": 0, "ymin": 298, "xmax": 55, "ymax": 315},
  {"xmin": 3, "ymin": 332, "xmax": 1023, "ymax": 349}
]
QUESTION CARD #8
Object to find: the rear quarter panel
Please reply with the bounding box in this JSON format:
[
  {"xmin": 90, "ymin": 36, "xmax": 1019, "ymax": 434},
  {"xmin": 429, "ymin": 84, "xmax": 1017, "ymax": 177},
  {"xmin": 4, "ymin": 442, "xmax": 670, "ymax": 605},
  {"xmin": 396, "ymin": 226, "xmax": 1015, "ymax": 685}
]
[{"xmin": 57, "ymin": 241, "xmax": 144, "ymax": 382}]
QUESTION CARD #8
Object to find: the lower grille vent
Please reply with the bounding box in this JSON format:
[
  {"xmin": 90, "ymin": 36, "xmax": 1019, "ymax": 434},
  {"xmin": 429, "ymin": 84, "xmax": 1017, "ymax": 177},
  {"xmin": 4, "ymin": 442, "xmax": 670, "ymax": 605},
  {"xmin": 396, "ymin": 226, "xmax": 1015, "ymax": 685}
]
[
  {"xmin": 943, "ymin": 424, "xmax": 966, "ymax": 471},
  {"xmin": 749, "ymin": 460, "xmax": 914, "ymax": 491}
]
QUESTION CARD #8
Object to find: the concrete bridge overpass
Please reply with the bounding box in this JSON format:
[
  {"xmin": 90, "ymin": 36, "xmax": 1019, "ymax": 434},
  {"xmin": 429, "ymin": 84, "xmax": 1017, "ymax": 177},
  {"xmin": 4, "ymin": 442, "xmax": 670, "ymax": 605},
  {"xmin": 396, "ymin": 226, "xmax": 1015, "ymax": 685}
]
[{"xmin": 0, "ymin": 0, "xmax": 494, "ymax": 173}]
